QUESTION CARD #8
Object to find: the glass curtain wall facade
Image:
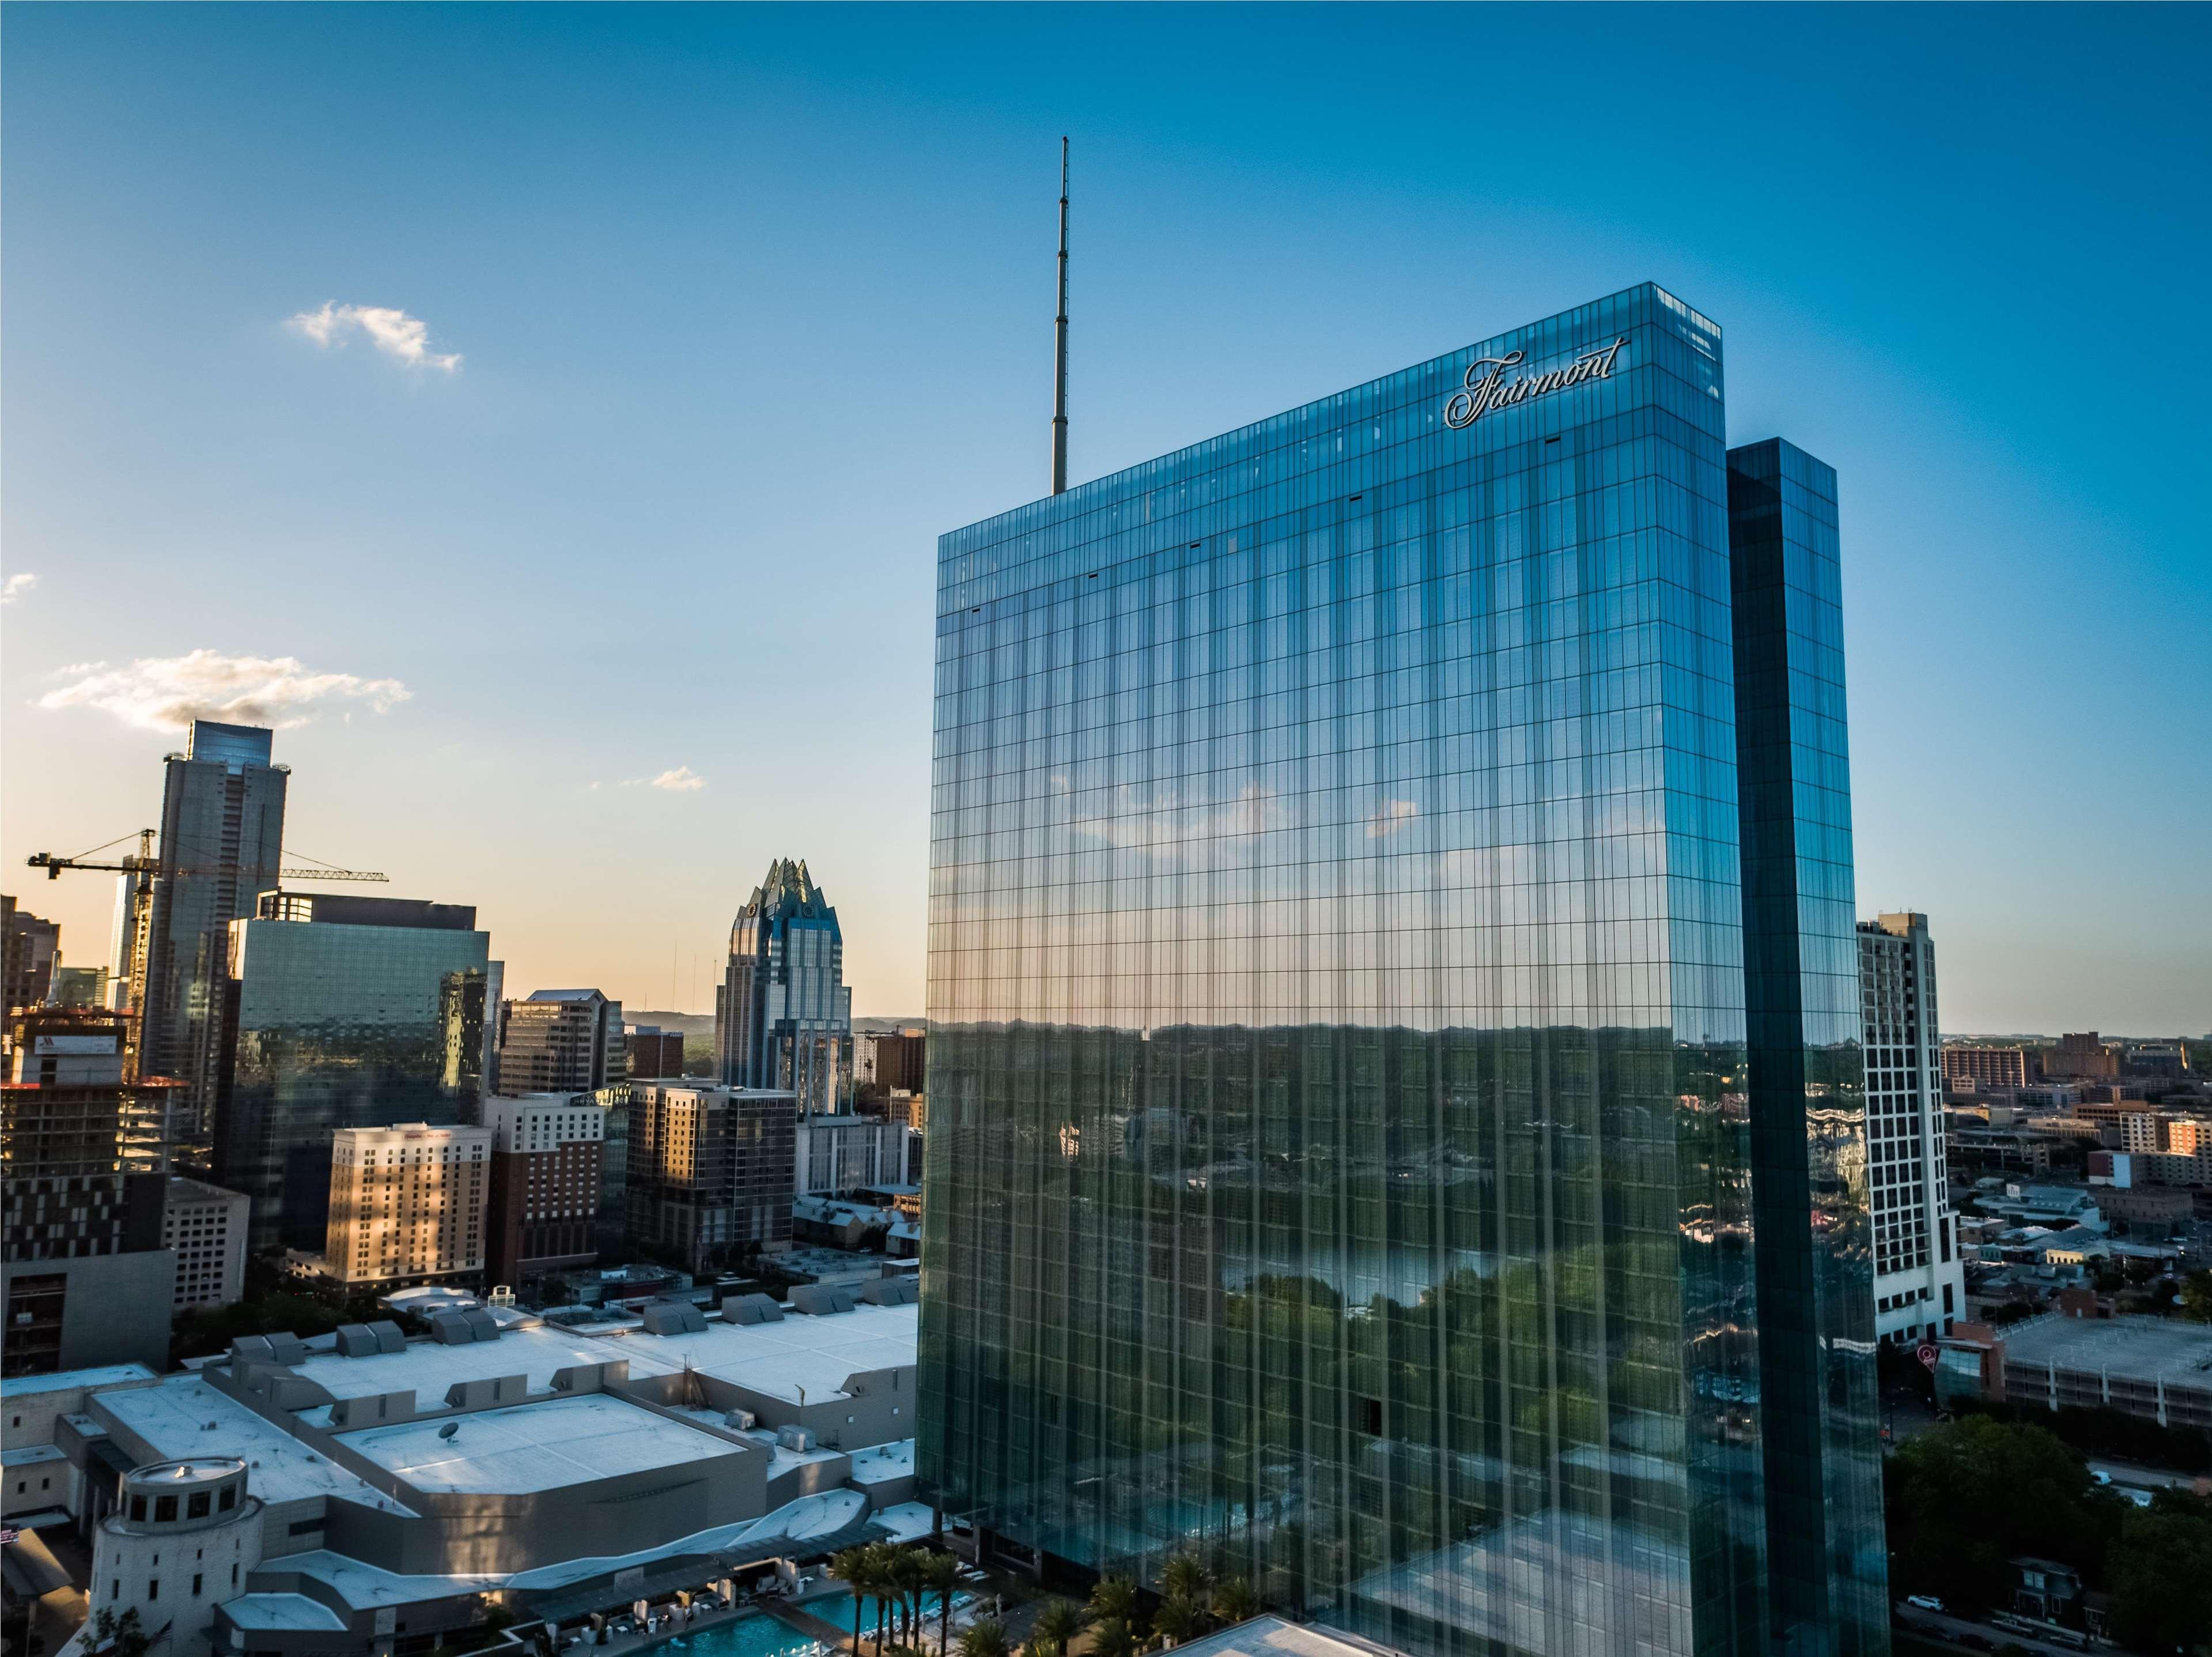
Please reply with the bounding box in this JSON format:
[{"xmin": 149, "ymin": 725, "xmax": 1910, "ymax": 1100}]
[
  {"xmin": 1726, "ymin": 440, "xmax": 1886, "ymax": 1655},
  {"xmin": 715, "ymin": 859, "xmax": 854, "ymax": 1114},
  {"xmin": 921, "ymin": 285, "xmax": 1885, "ymax": 1657},
  {"xmin": 210, "ymin": 898, "xmax": 493, "ymax": 1251},
  {"xmin": 131, "ymin": 720, "xmax": 287, "ymax": 1124}
]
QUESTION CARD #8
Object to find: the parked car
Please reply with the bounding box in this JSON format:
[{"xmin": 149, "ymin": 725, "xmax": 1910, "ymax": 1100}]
[{"xmin": 1904, "ymin": 1595, "xmax": 1945, "ymax": 1612}]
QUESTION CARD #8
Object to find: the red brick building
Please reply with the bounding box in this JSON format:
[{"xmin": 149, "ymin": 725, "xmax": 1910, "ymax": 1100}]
[{"xmin": 481, "ymin": 1094, "xmax": 604, "ymax": 1290}]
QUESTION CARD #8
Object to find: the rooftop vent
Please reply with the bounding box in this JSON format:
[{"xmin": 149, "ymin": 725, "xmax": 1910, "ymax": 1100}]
[
  {"xmin": 858, "ymin": 1277, "xmax": 920, "ymax": 1307},
  {"xmin": 789, "ymin": 1284, "xmax": 856, "ymax": 1317},
  {"xmin": 428, "ymin": 1310, "xmax": 500, "ymax": 1346},
  {"xmin": 640, "ymin": 1301, "xmax": 709, "ymax": 1337},
  {"xmin": 721, "ymin": 1293, "xmax": 785, "ymax": 1326}
]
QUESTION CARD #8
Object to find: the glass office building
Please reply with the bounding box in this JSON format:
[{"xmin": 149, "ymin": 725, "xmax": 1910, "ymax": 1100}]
[
  {"xmin": 210, "ymin": 892, "xmax": 493, "ymax": 1252},
  {"xmin": 714, "ymin": 858, "xmax": 854, "ymax": 1114},
  {"xmin": 920, "ymin": 285, "xmax": 1885, "ymax": 1657}
]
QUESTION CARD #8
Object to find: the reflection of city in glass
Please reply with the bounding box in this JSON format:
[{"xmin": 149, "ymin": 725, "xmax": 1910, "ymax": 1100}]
[
  {"xmin": 211, "ymin": 893, "xmax": 491, "ymax": 1252},
  {"xmin": 920, "ymin": 286, "xmax": 1884, "ymax": 1656}
]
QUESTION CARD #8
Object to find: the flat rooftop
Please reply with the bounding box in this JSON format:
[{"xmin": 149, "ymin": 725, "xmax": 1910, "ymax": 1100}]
[
  {"xmin": 592, "ymin": 1300, "xmax": 917, "ymax": 1404},
  {"xmin": 2003, "ymin": 1314, "xmax": 2212, "ymax": 1382},
  {"xmin": 251, "ymin": 1301, "xmax": 917, "ymax": 1417},
  {"xmin": 284, "ymin": 1323, "xmax": 649, "ymax": 1406},
  {"xmin": 336, "ymin": 1393, "xmax": 743, "ymax": 1495},
  {"xmin": 2, "ymin": 1362, "xmax": 157, "ymax": 1398},
  {"xmin": 221, "ymin": 1594, "xmax": 349, "ymax": 1633},
  {"xmin": 1169, "ymin": 1620, "xmax": 1408, "ymax": 1657},
  {"xmin": 93, "ymin": 1377, "xmax": 414, "ymax": 1515}
]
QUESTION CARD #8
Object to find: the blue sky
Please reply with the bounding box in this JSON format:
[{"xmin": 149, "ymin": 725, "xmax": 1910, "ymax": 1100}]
[{"xmin": 4, "ymin": 3, "xmax": 2206, "ymax": 1031}]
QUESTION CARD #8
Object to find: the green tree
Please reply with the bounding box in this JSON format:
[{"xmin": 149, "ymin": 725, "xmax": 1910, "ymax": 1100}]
[
  {"xmin": 1152, "ymin": 1595, "xmax": 1208, "ymax": 1648},
  {"xmin": 957, "ymin": 1621, "xmax": 1010, "ymax": 1657},
  {"xmin": 1209, "ymin": 1579, "xmax": 1260, "ymax": 1627},
  {"xmin": 2181, "ymin": 1269, "xmax": 2212, "ymax": 1323},
  {"xmin": 1086, "ymin": 1577, "xmax": 1138, "ymax": 1626},
  {"xmin": 1158, "ymin": 1556, "xmax": 1209, "ymax": 1606},
  {"xmin": 1884, "ymin": 1414, "xmax": 2120, "ymax": 1613},
  {"xmin": 1026, "ymin": 1599, "xmax": 1081, "ymax": 1657},
  {"xmin": 89, "ymin": 1609, "xmax": 150, "ymax": 1657},
  {"xmin": 831, "ymin": 1546, "xmax": 875, "ymax": 1654},
  {"xmin": 2108, "ymin": 1497, "xmax": 2212, "ymax": 1655},
  {"xmin": 1090, "ymin": 1619, "xmax": 1138, "ymax": 1657},
  {"xmin": 924, "ymin": 1552, "xmax": 962, "ymax": 1655}
]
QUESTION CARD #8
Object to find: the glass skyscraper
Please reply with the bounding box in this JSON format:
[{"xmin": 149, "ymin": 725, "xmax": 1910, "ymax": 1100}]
[
  {"xmin": 920, "ymin": 285, "xmax": 1885, "ymax": 1657},
  {"xmin": 209, "ymin": 892, "xmax": 493, "ymax": 1251},
  {"xmin": 714, "ymin": 858, "xmax": 854, "ymax": 1114},
  {"xmin": 130, "ymin": 720, "xmax": 287, "ymax": 1120}
]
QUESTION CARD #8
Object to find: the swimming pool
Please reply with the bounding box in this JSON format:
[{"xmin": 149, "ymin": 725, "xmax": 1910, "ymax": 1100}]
[{"xmin": 639, "ymin": 1613, "xmax": 822, "ymax": 1657}]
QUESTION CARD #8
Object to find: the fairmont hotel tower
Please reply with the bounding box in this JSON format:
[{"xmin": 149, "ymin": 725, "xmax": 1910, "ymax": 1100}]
[{"xmin": 920, "ymin": 285, "xmax": 1886, "ymax": 1657}]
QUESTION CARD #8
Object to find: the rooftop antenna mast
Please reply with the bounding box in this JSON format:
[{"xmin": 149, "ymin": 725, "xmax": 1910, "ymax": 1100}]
[{"xmin": 1051, "ymin": 136, "xmax": 1070, "ymax": 496}]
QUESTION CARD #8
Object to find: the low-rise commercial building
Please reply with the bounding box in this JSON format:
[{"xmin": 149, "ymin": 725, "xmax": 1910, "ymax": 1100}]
[
  {"xmin": 1986, "ymin": 1313, "xmax": 2212, "ymax": 1430},
  {"xmin": 6, "ymin": 1295, "xmax": 926, "ymax": 1657}
]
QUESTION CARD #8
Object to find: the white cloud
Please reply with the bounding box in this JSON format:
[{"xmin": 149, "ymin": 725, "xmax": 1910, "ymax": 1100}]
[
  {"xmin": 1366, "ymin": 798, "xmax": 1420, "ymax": 839},
  {"xmin": 2, "ymin": 573, "xmax": 37, "ymax": 604},
  {"xmin": 287, "ymin": 301, "xmax": 462, "ymax": 372},
  {"xmin": 37, "ymin": 649, "xmax": 411, "ymax": 732},
  {"xmin": 624, "ymin": 766, "xmax": 705, "ymax": 793}
]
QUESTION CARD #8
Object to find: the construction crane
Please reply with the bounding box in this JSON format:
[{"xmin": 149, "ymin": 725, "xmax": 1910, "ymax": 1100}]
[{"xmin": 27, "ymin": 829, "xmax": 387, "ymax": 884}]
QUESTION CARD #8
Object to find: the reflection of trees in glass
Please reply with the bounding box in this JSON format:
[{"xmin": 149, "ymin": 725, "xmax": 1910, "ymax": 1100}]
[{"xmin": 920, "ymin": 1016, "xmax": 1766, "ymax": 1619}]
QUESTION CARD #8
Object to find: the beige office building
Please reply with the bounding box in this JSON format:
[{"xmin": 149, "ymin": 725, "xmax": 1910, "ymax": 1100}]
[{"xmin": 322, "ymin": 1123, "xmax": 491, "ymax": 1286}]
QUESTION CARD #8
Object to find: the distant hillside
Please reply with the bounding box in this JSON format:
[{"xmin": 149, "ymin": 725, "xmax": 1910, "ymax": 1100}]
[
  {"xmin": 854, "ymin": 1017, "xmax": 927, "ymax": 1033},
  {"xmin": 626, "ymin": 1009, "xmax": 716, "ymax": 1038}
]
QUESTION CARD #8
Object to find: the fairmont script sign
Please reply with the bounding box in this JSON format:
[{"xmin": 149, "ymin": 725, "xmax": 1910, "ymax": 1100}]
[{"xmin": 1443, "ymin": 337, "xmax": 1626, "ymax": 428}]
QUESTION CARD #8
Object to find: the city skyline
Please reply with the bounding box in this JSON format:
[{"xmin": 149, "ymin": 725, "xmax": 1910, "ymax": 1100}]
[{"xmin": 5, "ymin": 4, "xmax": 2209, "ymax": 1033}]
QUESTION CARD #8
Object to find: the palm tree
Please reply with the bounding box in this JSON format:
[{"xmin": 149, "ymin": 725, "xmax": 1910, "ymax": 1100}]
[
  {"xmin": 1089, "ymin": 1618, "xmax": 1138, "ymax": 1657},
  {"xmin": 830, "ymin": 1548, "xmax": 874, "ymax": 1654},
  {"xmin": 1026, "ymin": 1599, "xmax": 1082, "ymax": 1657},
  {"xmin": 1159, "ymin": 1556, "xmax": 1209, "ymax": 1607},
  {"xmin": 893, "ymin": 1546, "xmax": 932, "ymax": 1649},
  {"xmin": 1152, "ymin": 1595, "xmax": 1207, "ymax": 1650},
  {"xmin": 866, "ymin": 1543, "xmax": 903, "ymax": 1655},
  {"xmin": 1209, "ymin": 1578, "xmax": 1260, "ymax": 1628},
  {"xmin": 927, "ymin": 1552, "xmax": 963, "ymax": 1655},
  {"xmin": 1087, "ymin": 1577, "xmax": 1139, "ymax": 1626},
  {"xmin": 957, "ymin": 1621, "xmax": 1010, "ymax": 1657}
]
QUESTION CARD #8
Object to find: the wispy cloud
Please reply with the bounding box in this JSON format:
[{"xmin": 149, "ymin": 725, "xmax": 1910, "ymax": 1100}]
[
  {"xmin": 1366, "ymin": 798, "xmax": 1420, "ymax": 839},
  {"xmin": 38, "ymin": 649, "xmax": 411, "ymax": 732},
  {"xmin": 288, "ymin": 302, "xmax": 462, "ymax": 372},
  {"xmin": 623, "ymin": 767, "xmax": 705, "ymax": 793},
  {"xmin": 2, "ymin": 573, "xmax": 37, "ymax": 604}
]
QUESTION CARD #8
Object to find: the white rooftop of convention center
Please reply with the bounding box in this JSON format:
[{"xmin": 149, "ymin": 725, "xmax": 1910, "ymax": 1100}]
[
  {"xmin": 243, "ymin": 1299, "xmax": 917, "ymax": 1416},
  {"xmin": 335, "ymin": 1392, "xmax": 745, "ymax": 1495},
  {"xmin": 93, "ymin": 1377, "xmax": 414, "ymax": 1515},
  {"xmin": 593, "ymin": 1300, "xmax": 917, "ymax": 1403},
  {"xmin": 283, "ymin": 1323, "xmax": 644, "ymax": 1406},
  {"xmin": 3, "ymin": 1362, "xmax": 158, "ymax": 1397}
]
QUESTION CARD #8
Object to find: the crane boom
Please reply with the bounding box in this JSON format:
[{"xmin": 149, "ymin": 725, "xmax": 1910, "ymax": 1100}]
[{"xmin": 27, "ymin": 840, "xmax": 386, "ymax": 883}]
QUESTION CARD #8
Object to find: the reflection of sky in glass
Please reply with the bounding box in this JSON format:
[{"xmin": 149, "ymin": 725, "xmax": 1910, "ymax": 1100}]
[{"xmin": 921, "ymin": 285, "xmax": 1879, "ymax": 1657}]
